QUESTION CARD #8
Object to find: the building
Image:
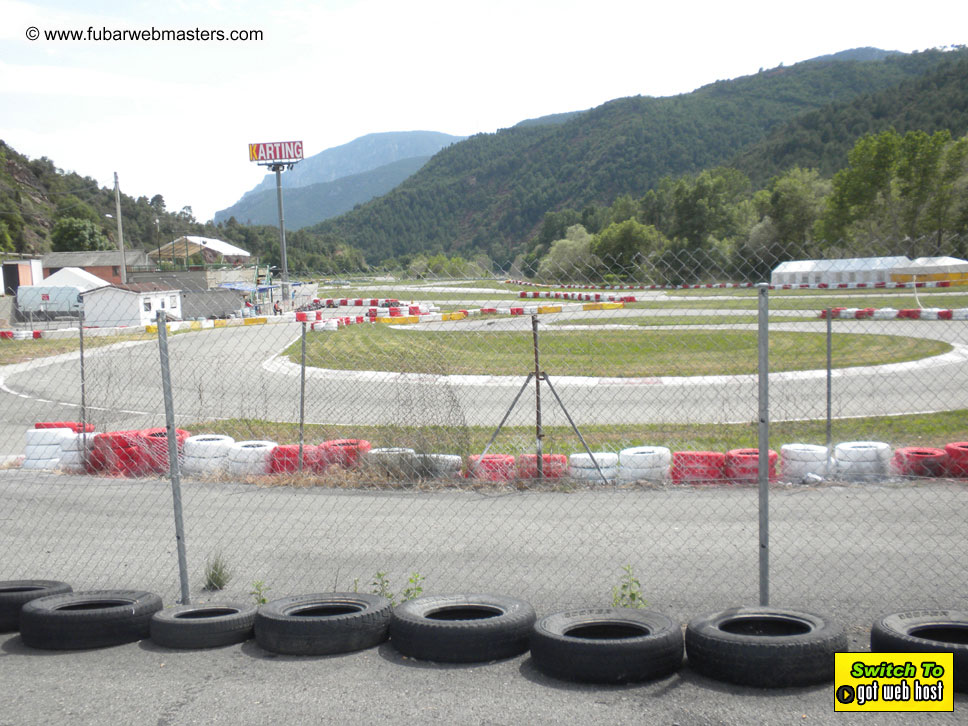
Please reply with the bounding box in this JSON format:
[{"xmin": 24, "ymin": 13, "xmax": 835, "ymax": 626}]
[
  {"xmin": 42, "ymin": 250, "xmax": 149, "ymax": 286},
  {"xmin": 2, "ymin": 258, "xmax": 43, "ymax": 296},
  {"xmin": 79, "ymin": 282, "xmax": 181, "ymax": 328},
  {"xmin": 770, "ymin": 256, "xmax": 911, "ymax": 287},
  {"xmin": 16, "ymin": 267, "xmax": 108, "ymax": 316}
]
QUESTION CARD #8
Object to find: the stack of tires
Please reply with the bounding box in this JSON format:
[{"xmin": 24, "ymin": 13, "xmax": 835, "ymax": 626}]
[
  {"xmin": 467, "ymin": 454, "xmax": 516, "ymax": 481},
  {"xmin": 671, "ymin": 451, "xmax": 725, "ymax": 484},
  {"xmin": 317, "ymin": 439, "xmax": 371, "ymax": 470},
  {"xmin": 268, "ymin": 444, "xmax": 322, "ymax": 474},
  {"xmin": 724, "ymin": 448, "xmax": 778, "ymax": 483},
  {"xmin": 617, "ymin": 446, "xmax": 671, "ymax": 483},
  {"xmin": 88, "ymin": 429, "xmax": 190, "ymax": 477},
  {"xmin": 224, "ymin": 440, "xmax": 277, "ymax": 477},
  {"xmin": 181, "ymin": 434, "xmax": 235, "ymax": 476},
  {"xmin": 569, "ymin": 452, "xmax": 618, "ymax": 482},
  {"xmin": 365, "ymin": 448, "xmax": 419, "ymax": 479},
  {"xmin": 834, "ymin": 441, "xmax": 891, "ymax": 481},
  {"xmin": 780, "ymin": 444, "xmax": 830, "ymax": 482},
  {"xmin": 58, "ymin": 431, "xmax": 97, "ymax": 473},
  {"xmin": 22, "ymin": 427, "xmax": 75, "ymax": 470},
  {"xmin": 891, "ymin": 447, "xmax": 947, "ymax": 477},
  {"xmin": 415, "ymin": 453, "xmax": 463, "ymax": 479},
  {"xmin": 514, "ymin": 454, "xmax": 568, "ymax": 480},
  {"xmin": 944, "ymin": 442, "xmax": 968, "ymax": 476}
]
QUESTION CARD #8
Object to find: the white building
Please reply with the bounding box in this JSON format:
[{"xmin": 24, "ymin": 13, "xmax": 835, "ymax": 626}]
[
  {"xmin": 79, "ymin": 282, "xmax": 182, "ymax": 328},
  {"xmin": 770, "ymin": 256, "xmax": 911, "ymax": 287}
]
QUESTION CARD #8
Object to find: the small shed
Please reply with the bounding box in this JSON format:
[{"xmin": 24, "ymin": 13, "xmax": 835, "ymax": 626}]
[
  {"xmin": 889, "ymin": 256, "xmax": 968, "ymax": 284},
  {"xmin": 80, "ymin": 282, "xmax": 182, "ymax": 328},
  {"xmin": 771, "ymin": 256, "xmax": 911, "ymax": 286}
]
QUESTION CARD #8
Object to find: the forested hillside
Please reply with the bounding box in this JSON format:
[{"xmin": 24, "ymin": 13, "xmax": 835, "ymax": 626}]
[{"xmin": 310, "ymin": 48, "xmax": 968, "ymax": 264}]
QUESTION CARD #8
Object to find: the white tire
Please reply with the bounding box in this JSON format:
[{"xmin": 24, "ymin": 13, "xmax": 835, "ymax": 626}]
[
  {"xmin": 780, "ymin": 443, "xmax": 828, "ymax": 462},
  {"xmin": 367, "ymin": 448, "xmax": 418, "ymax": 476},
  {"xmin": 418, "ymin": 454, "xmax": 462, "ymax": 477},
  {"xmin": 60, "ymin": 432, "xmax": 96, "ymax": 452},
  {"xmin": 58, "ymin": 450, "xmax": 86, "ymax": 471},
  {"xmin": 225, "ymin": 440, "xmax": 276, "ymax": 476},
  {"xmin": 836, "ymin": 458, "xmax": 887, "ymax": 480},
  {"xmin": 619, "ymin": 446, "xmax": 672, "ymax": 468},
  {"xmin": 617, "ymin": 465, "xmax": 669, "ymax": 483},
  {"xmin": 24, "ymin": 444, "xmax": 64, "ymax": 461},
  {"xmin": 872, "ymin": 308, "xmax": 898, "ymax": 320},
  {"xmin": 25, "ymin": 428, "xmax": 73, "ymax": 446},
  {"xmin": 183, "ymin": 434, "xmax": 235, "ymax": 459},
  {"xmin": 569, "ymin": 452, "xmax": 619, "ymax": 470},
  {"xmin": 781, "ymin": 458, "xmax": 833, "ymax": 482},
  {"xmin": 21, "ymin": 458, "xmax": 62, "ymax": 470},
  {"xmin": 835, "ymin": 441, "xmax": 891, "ymax": 463},
  {"xmin": 571, "ymin": 465, "xmax": 618, "ymax": 481}
]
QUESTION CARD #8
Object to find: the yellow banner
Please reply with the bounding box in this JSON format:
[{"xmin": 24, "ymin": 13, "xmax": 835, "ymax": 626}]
[{"xmin": 834, "ymin": 653, "xmax": 953, "ymax": 712}]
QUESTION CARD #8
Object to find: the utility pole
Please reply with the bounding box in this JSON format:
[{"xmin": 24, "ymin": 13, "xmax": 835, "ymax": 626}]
[
  {"xmin": 113, "ymin": 172, "xmax": 127, "ymax": 283},
  {"xmin": 270, "ymin": 163, "xmax": 290, "ymax": 307}
]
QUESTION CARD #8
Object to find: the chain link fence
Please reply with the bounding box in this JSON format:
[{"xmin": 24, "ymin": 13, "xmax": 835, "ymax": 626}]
[{"xmin": 2, "ymin": 239, "xmax": 966, "ymax": 629}]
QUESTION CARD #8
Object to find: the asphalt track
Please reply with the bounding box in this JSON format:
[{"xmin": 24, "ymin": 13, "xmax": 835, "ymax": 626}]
[{"xmin": 2, "ymin": 311, "xmax": 967, "ymax": 457}]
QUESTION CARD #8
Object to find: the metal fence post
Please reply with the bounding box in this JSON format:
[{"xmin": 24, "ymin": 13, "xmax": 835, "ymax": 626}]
[
  {"xmin": 77, "ymin": 308, "xmax": 87, "ymax": 452},
  {"xmin": 757, "ymin": 283, "xmax": 770, "ymax": 606},
  {"xmin": 299, "ymin": 321, "xmax": 307, "ymax": 471},
  {"xmin": 826, "ymin": 308, "xmax": 833, "ymax": 477},
  {"xmin": 156, "ymin": 311, "xmax": 191, "ymax": 604}
]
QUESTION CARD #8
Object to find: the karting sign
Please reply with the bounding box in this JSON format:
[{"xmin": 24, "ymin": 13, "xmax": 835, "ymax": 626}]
[{"xmin": 248, "ymin": 141, "xmax": 303, "ymax": 163}]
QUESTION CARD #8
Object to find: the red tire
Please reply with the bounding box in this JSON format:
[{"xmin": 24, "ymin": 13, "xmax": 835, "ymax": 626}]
[
  {"xmin": 944, "ymin": 442, "xmax": 968, "ymax": 477},
  {"xmin": 671, "ymin": 452, "xmax": 725, "ymax": 484},
  {"xmin": 892, "ymin": 447, "xmax": 946, "ymax": 477},
  {"xmin": 515, "ymin": 454, "xmax": 568, "ymax": 479},
  {"xmin": 724, "ymin": 448, "xmax": 778, "ymax": 483},
  {"xmin": 269, "ymin": 445, "xmax": 320, "ymax": 474},
  {"xmin": 318, "ymin": 439, "xmax": 371, "ymax": 469},
  {"xmin": 141, "ymin": 428, "xmax": 190, "ymax": 473},
  {"xmin": 468, "ymin": 454, "xmax": 515, "ymax": 481},
  {"xmin": 35, "ymin": 421, "xmax": 95, "ymax": 434}
]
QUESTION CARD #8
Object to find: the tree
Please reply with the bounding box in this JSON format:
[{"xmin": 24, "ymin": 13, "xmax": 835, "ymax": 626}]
[
  {"xmin": 0, "ymin": 220, "xmax": 13, "ymax": 252},
  {"xmin": 50, "ymin": 217, "xmax": 111, "ymax": 252},
  {"xmin": 592, "ymin": 219, "xmax": 668, "ymax": 275},
  {"xmin": 537, "ymin": 225, "xmax": 601, "ymax": 282}
]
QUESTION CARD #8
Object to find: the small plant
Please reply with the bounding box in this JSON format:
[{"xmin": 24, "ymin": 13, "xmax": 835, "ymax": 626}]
[
  {"xmin": 371, "ymin": 571, "xmax": 395, "ymax": 605},
  {"xmin": 250, "ymin": 580, "xmax": 271, "ymax": 605},
  {"xmin": 400, "ymin": 572, "xmax": 424, "ymax": 602},
  {"xmin": 203, "ymin": 552, "xmax": 231, "ymax": 591},
  {"xmin": 612, "ymin": 563, "xmax": 648, "ymax": 609}
]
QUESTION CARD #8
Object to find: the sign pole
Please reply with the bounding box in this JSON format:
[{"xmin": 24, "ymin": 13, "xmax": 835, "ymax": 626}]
[{"xmin": 273, "ymin": 164, "xmax": 290, "ymax": 309}]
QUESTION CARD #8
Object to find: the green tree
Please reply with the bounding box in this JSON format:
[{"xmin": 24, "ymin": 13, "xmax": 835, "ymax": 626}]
[
  {"xmin": 537, "ymin": 225, "xmax": 601, "ymax": 282},
  {"xmin": 592, "ymin": 219, "xmax": 668, "ymax": 275},
  {"xmin": 50, "ymin": 217, "xmax": 111, "ymax": 252},
  {"xmin": 0, "ymin": 220, "xmax": 14, "ymax": 252}
]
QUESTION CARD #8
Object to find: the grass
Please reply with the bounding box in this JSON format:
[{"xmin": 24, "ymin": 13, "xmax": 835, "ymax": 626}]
[
  {"xmin": 0, "ymin": 332, "xmax": 155, "ymax": 366},
  {"xmin": 287, "ymin": 325, "xmax": 949, "ymax": 377},
  {"xmin": 551, "ymin": 314, "xmax": 821, "ymax": 326},
  {"xmin": 183, "ymin": 410, "xmax": 968, "ymax": 461}
]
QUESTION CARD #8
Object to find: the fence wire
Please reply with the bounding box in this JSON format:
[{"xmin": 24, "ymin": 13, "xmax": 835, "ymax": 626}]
[{"xmin": 1, "ymin": 239, "xmax": 967, "ymax": 629}]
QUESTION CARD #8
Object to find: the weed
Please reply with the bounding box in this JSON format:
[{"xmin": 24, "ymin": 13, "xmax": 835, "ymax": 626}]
[
  {"xmin": 612, "ymin": 564, "xmax": 648, "ymax": 609},
  {"xmin": 250, "ymin": 580, "xmax": 271, "ymax": 605},
  {"xmin": 401, "ymin": 572, "xmax": 425, "ymax": 602},
  {"xmin": 203, "ymin": 552, "xmax": 231, "ymax": 591},
  {"xmin": 371, "ymin": 571, "xmax": 395, "ymax": 605}
]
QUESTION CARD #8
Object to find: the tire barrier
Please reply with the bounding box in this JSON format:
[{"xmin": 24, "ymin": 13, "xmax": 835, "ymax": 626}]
[
  {"xmin": 150, "ymin": 603, "xmax": 257, "ymax": 649},
  {"xmin": 468, "ymin": 454, "xmax": 516, "ymax": 481},
  {"xmin": 780, "ymin": 444, "xmax": 831, "ymax": 482},
  {"xmin": 685, "ymin": 606, "xmax": 847, "ymax": 688},
  {"xmin": 724, "ymin": 448, "xmax": 778, "ymax": 483},
  {"xmin": 891, "ymin": 447, "xmax": 947, "ymax": 477},
  {"xmin": 514, "ymin": 454, "xmax": 568, "ymax": 480},
  {"xmin": 19, "ymin": 590, "xmax": 163, "ymax": 650},
  {"xmin": 870, "ymin": 609, "xmax": 968, "ymax": 693},
  {"xmin": 268, "ymin": 444, "xmax": 322, "ymax": 474},
  {"xmin": 35, "ymin": 421, "xmax": 95, "ymax": 434},
  {"xmin": 0, "ymin": 580, "xmax": 73, "ymax": 632},
  {"xmin": 415, "ymin": 453, "xmax": 464, "ymax": 478},
  {"xmin": 529, "ymin": 608, "xmax": 684, "ymax": 684},
  {"xmin": 617, "ymin": 446, "xmax": 672, "ymax": 483},
  {"xmin": 86, "ymin": 429, "xmax": 191, "ymax": 477},
  {"xmin": 943, "ymin": 442, "xmax": 968, "ymax": 476},
  {"xmin": 181, "ymin": 434, "xmax": 235, "ymax": 476},
  {"xmin": 318, "ymin": 438, "xmax": 371, "ymax": 469},
  {"xmin": 254, "ymin": 593, "xmax": 392, "ymax": 656},
  {"xmin": 834, "ymin": 441, "xmax": 891, "ymax": 481},
  {"xmin": 569, "ymin": 452, "xmax": 619, "ymax": 481},
  {"xmin": 225, "ymin": 440, "xmax": 277, "ymax": 477},
  {"xmin": 820, "ymin": 306, "xmax": 968, "ymax": 320},
  {"xmin": 365, "ymin": 447, "xmax": 419, "ymax": 478},
  {"xmin": 388, "ymin": 593, "xmax": 536, "ymax": 663},
  {"xmin": 671, "ymin": 451, "xmax": 725, "ymax": 484}
]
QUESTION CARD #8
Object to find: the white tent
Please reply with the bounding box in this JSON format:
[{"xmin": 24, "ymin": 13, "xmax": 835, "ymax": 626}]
[
  {"xmin": 771, "ymin": 257, "xmax": 910, "ymax": 286},
  {"xmin": 890, "ymin": 257, "xmax": 968, "ymax": 281},
  {"xmin": 42, "ymin": 267, "xmax": 109, "ymax": 290}
]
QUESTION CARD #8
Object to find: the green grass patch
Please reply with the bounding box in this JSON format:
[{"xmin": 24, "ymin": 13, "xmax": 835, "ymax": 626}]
[
  {"xmin": 289, "ymin": 325, "xmax": 949, "ymax": 377},
  {"xmin": 552, "ymin": 314, "xmax": 820, "ymax": 326},
  {"xmin": 0, "ymin": 332, "xmax": 156, "ymax": 366}
]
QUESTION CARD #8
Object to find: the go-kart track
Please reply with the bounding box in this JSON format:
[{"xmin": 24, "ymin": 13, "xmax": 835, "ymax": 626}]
[{"xmin": 2, "ymin": 305, "xmax": 968, "ymax": 456}]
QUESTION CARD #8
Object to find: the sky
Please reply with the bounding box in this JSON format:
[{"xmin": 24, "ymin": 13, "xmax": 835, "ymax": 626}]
[{"xmin": 1, "ymin": 0, "xmax": 966, "ymax": 224}]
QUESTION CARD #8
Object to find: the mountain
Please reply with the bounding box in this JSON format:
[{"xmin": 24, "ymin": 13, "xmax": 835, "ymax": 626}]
[
  {"xmin": 213, "ymin": 156, "xmax": 431, "ymax": 230},
  {"xmin": 308, "ymin": 47, "xmax": 968, "ymax": 264}
]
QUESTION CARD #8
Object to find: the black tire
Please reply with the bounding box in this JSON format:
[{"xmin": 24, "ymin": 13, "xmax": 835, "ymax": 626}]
[
  {"xmin": 19, "ymin": 590, "xmax": 163, "ymax": 649},
  {"xmin": 389, "ymin": 593, "xmax": 536, "ymax": 663},
  {"xmin": 685, "ymin": 606, "xmax": 846, "ymax": 688},
  {"xmin": 0, "ymin": 580, "xmax": 72, "ymax": 632},
  {"xmin": 254, "ymin": 593, "xmax": 391, "ymax": 656},
  {"xmin": 530, "ymin": 608, "xmax": 683, "ymax": 683},
  {"xmin": 150, "ymin": 603, "xmax": 256, "ymax": 649},
  {"xmin": 871, "ymin": 609, "xmax": 968, "ymax": 692}
]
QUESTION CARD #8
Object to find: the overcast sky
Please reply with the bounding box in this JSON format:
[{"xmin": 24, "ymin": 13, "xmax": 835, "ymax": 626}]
[{"xmin": 1, "ymin": 0, "xmax": 966, "ymax": 224}]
